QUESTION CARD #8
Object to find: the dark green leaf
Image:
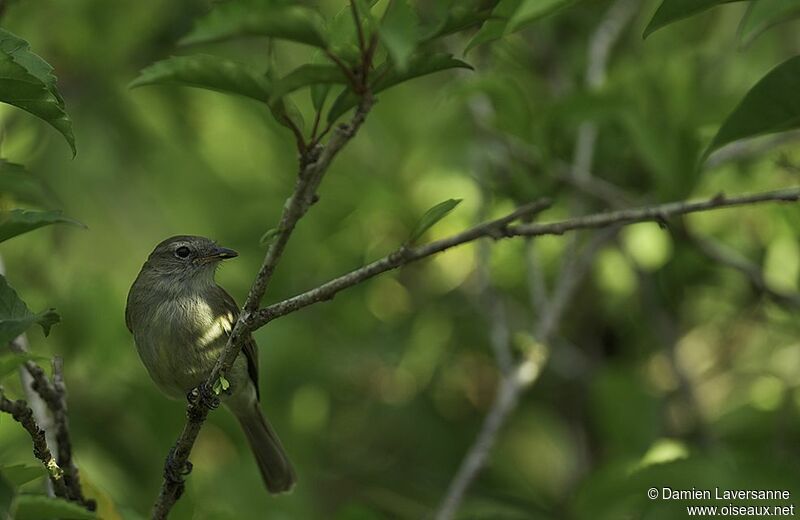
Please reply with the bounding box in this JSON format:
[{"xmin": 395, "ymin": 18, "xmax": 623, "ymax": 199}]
[
  {"xmin": 179, "ymin": 0, "xmax": 327, "ymax": 48},
  {"xmin": 408, "ymin": 199, "xmax": 462, "ymax": 244},
  {"xmin": 13, "ymin": 494, "xmax": 96, "ymax": 520},
  {"xmin": 421, "ymin": 1, "xmax": 500, "ymax": 41},
  {"xmin": 129, "ymin": 55, "xmax": 272, "ymax": 103},
  {"xmin": 0, "ymin": 30, "xmax": 75, "ymax": 155},
  {"xmin": 0, "ymin": 274, "xmax": 60, "ymax": 346},
  {"xmin": 704, "ymin": 56, "xmax": 800, "ymax": 158},
  {"xmin": 464, "ymin": 0, "xmax": 520, "ymax": 53},
  {"xmin": 0, "ymin": 161, "xmax": 55, "ymax": 208},
  {"xmin": 0, "ymin": 209, "xmax": 83, "ymax": 243},
  {"xmin": 327, "ymin": 53, "xmax": 472, "ymax": 123},
  {"xmin": 379, "ymin": 0, "xmax": 421, "ymax": 71},
  {"xmin": 270, "ymin": 65, "xmax": 348, "ymax": 105},
  {"xmin": 738, "ymin": 0, "xmax": 800, "ymax": 46},
  {"xmin": 643, "ymin": 0, "xmax": 742, "ymax": 38},
  {"xmin": 0, "ymin": 465, "xmax": 44, "ymax": 487},
  {"xmin": 464, "ymin": 0, "xmax": 575, "ymax": 52},
  {"xmin": 0, "ymin": 473, "xmax": 12, "ymax": 520},
  {"xmin": 309, "ymin": 51, "xmax": 334, "ymax": 111},
  {"xmin": 507, "ymin": 0, "xmax": 577, "ymax": 32}
]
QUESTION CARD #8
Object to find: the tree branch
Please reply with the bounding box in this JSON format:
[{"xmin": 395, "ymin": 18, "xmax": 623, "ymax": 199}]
[
  {"xmin": 0, "ymin": 392, "xmax": 68, "ymax": 499},
  {"xmin": 251, "ymin": 187, "xmax": 799, "ymax": 329},
  {"xmin": 152, "ymin": 94, "xmax": 375, "ymax": 519},
  {"xmin": 252, "ymin": 199, "xmax": 553, "ymax": 328}
]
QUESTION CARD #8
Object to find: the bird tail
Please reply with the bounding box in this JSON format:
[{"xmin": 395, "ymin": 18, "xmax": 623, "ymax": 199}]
[{"xmin": 235, "ymin": 404, "xmax": 296, "ymax": 494}]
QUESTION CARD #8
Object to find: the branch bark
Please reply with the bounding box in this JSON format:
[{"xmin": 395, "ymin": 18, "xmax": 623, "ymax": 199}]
[
  {"xmin": 0, "ymin": 392, "xmax": 68, "ymax": 499},
  {"xmin": 152, "ymin": 94, "xmax": 375, "ymax": 520},
  {"xmin": 252, "ymin": 187, "xmax": 799, "ymax": 329}
]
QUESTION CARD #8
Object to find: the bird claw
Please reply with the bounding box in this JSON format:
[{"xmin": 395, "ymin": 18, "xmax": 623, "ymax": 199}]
[{"xmin": 164, "ymin": 446, "xmax": 193, "ymax": 484}]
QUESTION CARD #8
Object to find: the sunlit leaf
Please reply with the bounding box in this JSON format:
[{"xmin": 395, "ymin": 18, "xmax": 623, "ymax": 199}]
[
  {"xmin": 0, "ymin": 209, "xmax": 83, "ymax": 243},
  {"xmin": 738, "ymin": 0, "xmax": 800, "ymax": 45},
  {"xmin": 180, "ymin": 0, "xmax": 328, "ymax": 48},
  {"xmin": 0, "ymin": 465, "xmax": 44, "ymax": 487},
  {"xmin": 0, "ymin": 161, "xmax": 55, "ymax": 208},
  {"xmin": 14, "ymin": 494, "xmax": 96, "ymax": 520},
  {"xmin": 0, "ymin": 30, "xmax": 75, "ymax": 155},
  {"xmin": 130, "ymin": 55, "xmax": 272, "ymax": 103},
  {"xmin": 643, "ymin": 0, "xmax": 742, "ymax": 38},
  {"xmin": 0, "ymin": 274, "xmax": 60, "ymax": 346},
  {"xmin": 379, "ymin": 0, "xmax": 421, "ymax": 71},
  {"xmin": 270, "ymin": 65, "xmax": 347, "ymax": 104},
  {"xmin": 327, "ymin": 53, "xmax": 472, "ymax": 122},
  {"xmin": 704, "ymin": 56, "xmax": 800, "ymax": 158},
  {"xmin": 407, "ymin": 199, "xmax": 462, "ymax": 244}
]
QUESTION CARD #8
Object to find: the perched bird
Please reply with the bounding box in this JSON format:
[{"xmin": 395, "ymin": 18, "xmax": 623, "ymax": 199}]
[{"xmin": 125, "ymin": 235, "xmax": 295, "ymax": 493}]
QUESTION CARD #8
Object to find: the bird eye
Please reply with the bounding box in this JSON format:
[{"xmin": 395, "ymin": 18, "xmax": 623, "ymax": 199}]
[{"xmin": 175, "ymin": 246, "xmax": 191, "ymax": 259}]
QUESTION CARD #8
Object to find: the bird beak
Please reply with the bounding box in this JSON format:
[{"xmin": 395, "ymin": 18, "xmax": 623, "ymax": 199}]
[{"xmin": 203, "ymin": 246, "xmax": 238, "ymax": 262}]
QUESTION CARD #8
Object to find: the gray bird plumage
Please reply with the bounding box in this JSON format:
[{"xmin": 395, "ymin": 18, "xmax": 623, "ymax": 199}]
[{"xmin": 126, "ymin": 235, "xmax": 295, "ymax": 493}]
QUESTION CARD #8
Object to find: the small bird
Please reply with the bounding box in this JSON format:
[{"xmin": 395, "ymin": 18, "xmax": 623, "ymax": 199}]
[{"xmin": 125, "ymin": 235, "xmax": 295, "ymax": 493}]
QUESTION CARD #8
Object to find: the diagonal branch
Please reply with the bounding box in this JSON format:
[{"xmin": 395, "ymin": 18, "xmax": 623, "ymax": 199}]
[
  {"xmin": 253, "ymin": 199, "xmax": 553, "ymax": 328},
  {"xmin": 252, "ymin": 187, "xmax": 800, "ymax": 330},
  {"xmin": 152, "ymin": 95, "xmax": 375, "ymax": 519}
]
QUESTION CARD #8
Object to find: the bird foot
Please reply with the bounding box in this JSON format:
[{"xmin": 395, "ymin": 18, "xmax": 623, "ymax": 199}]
[{"xmin": 164, "ymin": 446, "xmax": 193, "ymax": 485}]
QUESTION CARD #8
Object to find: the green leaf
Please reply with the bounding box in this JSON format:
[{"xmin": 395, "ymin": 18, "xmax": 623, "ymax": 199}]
[
  {"xmin": 643, "ymin": 0, "xmax": 742, "ymax": 38},
  {"xmin": 464, "ymin": 0, "xmax": 521, "ymax": 53},
  {"xmin": 507, "ymin": 0, "xmax": 577, "ymax": 32},
  {"xmin": 0, "ymin": 352, "xmax": 48, "ymax": 382},
  {"xmin": 407, "ymin": 199, "xmax": 462, "ymax": 244},
  {"xmin": 0, "ymin": 465, "xmax": 44, "ymax": 487},
  {"xmin": 464, "ymin": 0, "xmax": 575, "ymax": 52},
  {"xmin": 704, "ymin": 56, "xmax": 800, "ymax": 158},
  {"xmin": 421, "ymin": 1, "xmax": 501, "ymax": 41},
  {"xmin": 259, "ymin": 228, "xmax": 279, "ymax": 247},
  {"xmin": 179, "ymin": 0, "xmax": 328, "ymax": 48},
  {"xmin": 0, "ymin": 30, "xmax": 75, "ymax": 155},
  {"xmin": 738, "ymin": 0, "xmax": 800, "ymax": 46},
  {"xmin": 379, "ymin": 0, "xmax": 421, "ymax": 72},
  {"xmin": 0, "ymin": 472, "xmax": 13, "ymax": 520},
  {"xmin": 327, "ymin": 53, "xmax": 472, "ymax": 123},
  {"xmin": 212, "ymin": 374, "xmax": 230, "ymax": 395},
  {"xmin": 309, "ymin": 51, "xmax": 334, "ymax": 111},
  {"xmin": 0, "ymin": 209, "xmax": 83, "ymax": 243},
  {"xmin": 13, "ymin": 494, "xmax": 96, "ymax": 520},
  {"xmin": 270, "ymin": 65, "xmax": 348, "ymax": 105},
  {"xmin": 129, "ymin": 55, "xmax": 272, "ymax": 103},
  {"xmin": 0, "ymin": 161, "xmax": 55, "ymax": 208},
  {"xmin": 0, "ymin": 274, "xmax": 60, "ymax": 346}
]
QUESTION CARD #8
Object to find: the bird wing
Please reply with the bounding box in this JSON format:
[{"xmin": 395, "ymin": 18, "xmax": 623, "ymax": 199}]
[{"xmin": 219, "ymin": 286, "xmax": 261, "ymax": 401}]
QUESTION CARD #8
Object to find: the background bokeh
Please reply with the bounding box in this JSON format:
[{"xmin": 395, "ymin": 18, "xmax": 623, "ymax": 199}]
[{"xmin": 1, "ymin": 0, "xmax": 800, "ymax": 518}]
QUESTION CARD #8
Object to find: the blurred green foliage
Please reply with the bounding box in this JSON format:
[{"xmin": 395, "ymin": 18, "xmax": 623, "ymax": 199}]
[{"xmin": 0, "ymin": 0, "xmax": 799, "ymax": 519}]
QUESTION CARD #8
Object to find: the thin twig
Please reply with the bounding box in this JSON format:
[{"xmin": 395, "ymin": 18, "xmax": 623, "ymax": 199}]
[
  {"xmin": 152, "ymin": 94, "xmax": 376, "ymax": 520},
  {"xmin": 684, "ymin": 229, "xmax": 800, "ymax": 308}
]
